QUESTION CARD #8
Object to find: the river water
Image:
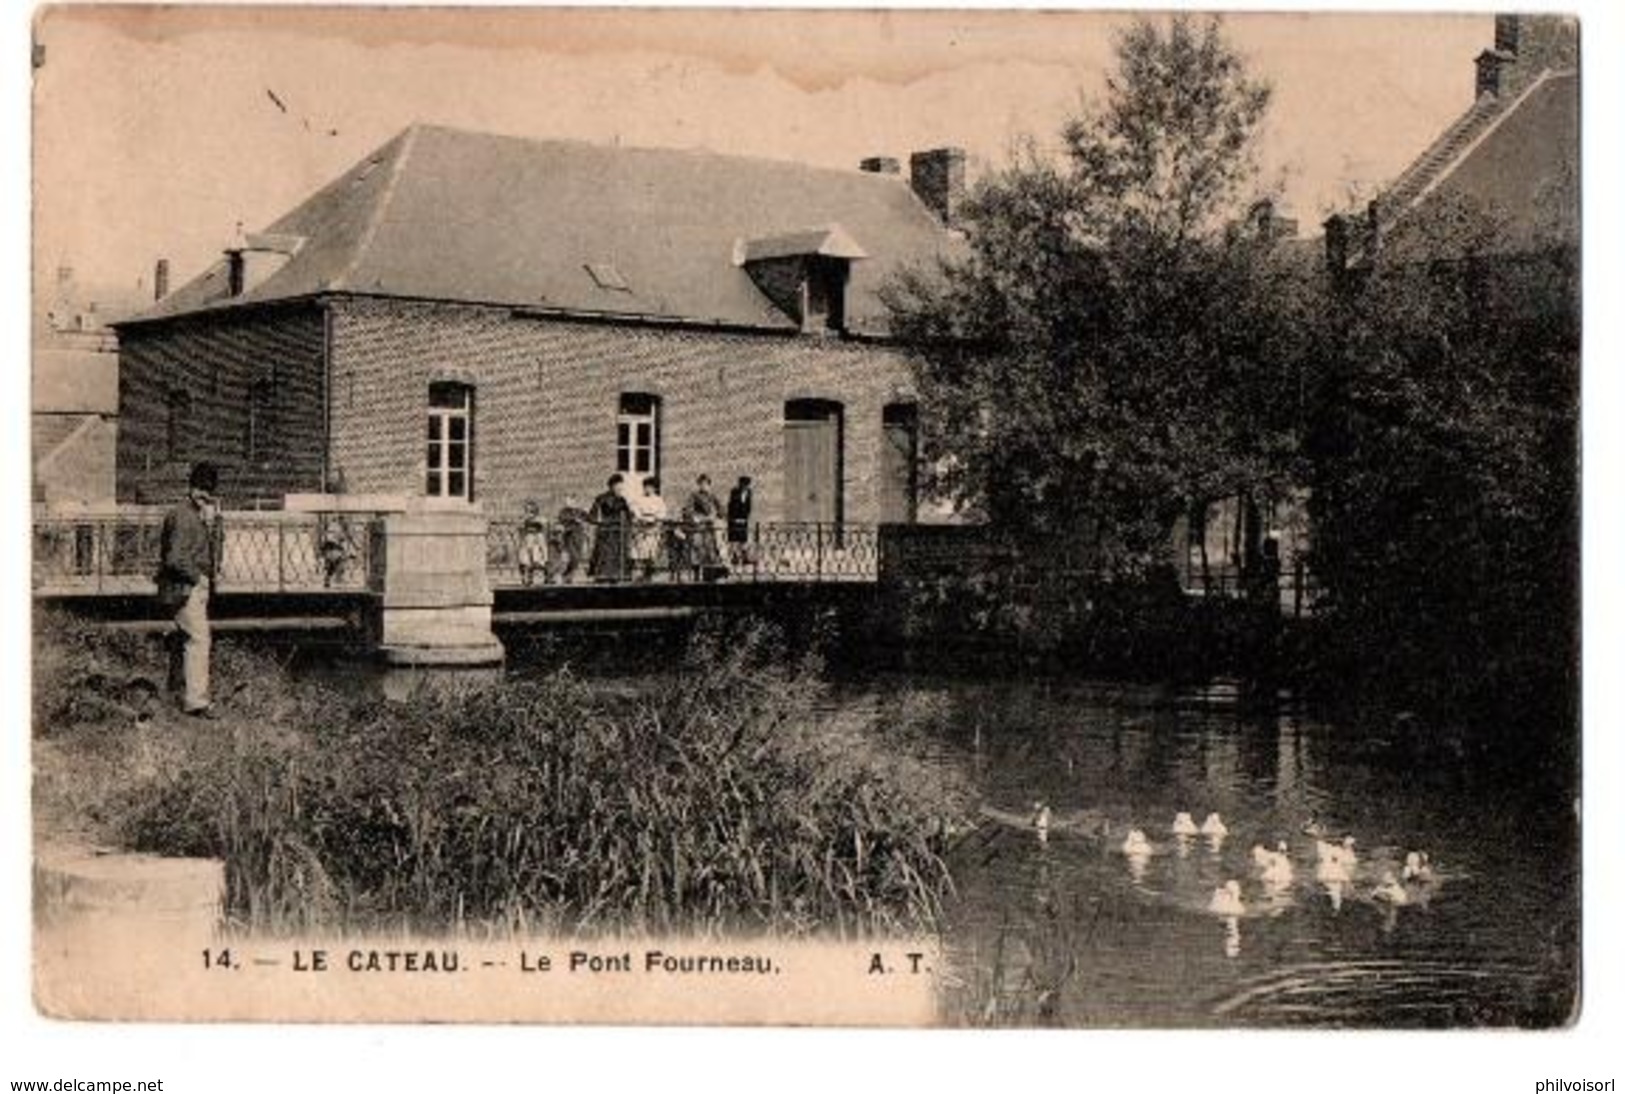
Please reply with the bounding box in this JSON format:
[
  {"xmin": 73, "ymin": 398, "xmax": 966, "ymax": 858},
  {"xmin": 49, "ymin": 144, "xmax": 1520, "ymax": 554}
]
[
  {"xmin": 301, "ymin": 640, "xmax": 1578, "ymax": 1029},
  {"xmin": 833, "ymin": 673, "xmax": 1578, "ymax": 1028}
]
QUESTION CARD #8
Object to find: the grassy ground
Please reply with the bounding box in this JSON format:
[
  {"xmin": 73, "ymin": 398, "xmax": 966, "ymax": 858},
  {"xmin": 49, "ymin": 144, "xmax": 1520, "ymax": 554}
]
[{"xmin": 33, "ymin": 611, "xmax": 970, "ymax": 939}]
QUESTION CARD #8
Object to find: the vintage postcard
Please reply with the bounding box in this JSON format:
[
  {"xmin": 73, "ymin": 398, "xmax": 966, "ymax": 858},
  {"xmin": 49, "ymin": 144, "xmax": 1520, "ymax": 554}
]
[{"xmin": 28, "ymin": 4, "xmax": 1581, "ymax": 1036}]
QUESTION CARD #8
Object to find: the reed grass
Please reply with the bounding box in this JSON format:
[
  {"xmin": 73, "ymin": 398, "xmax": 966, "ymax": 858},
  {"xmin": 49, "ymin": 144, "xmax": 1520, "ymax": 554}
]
[{"xmin": 36, "ymin": 610, "xmax": 967, "ymax": 938}]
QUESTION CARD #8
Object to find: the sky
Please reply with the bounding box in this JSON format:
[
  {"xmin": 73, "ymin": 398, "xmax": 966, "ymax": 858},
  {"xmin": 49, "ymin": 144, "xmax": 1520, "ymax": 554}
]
[{"xmin": 32, "ymin": 6, "xmax": 1495, "ymax": 303}]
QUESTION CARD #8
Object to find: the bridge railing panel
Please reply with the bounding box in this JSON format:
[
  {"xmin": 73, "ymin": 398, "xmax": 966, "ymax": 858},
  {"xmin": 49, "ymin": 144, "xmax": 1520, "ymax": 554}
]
[
  {"xmin": 217, "ymin": 513, "xmax": 379, "ymax": 592},
  {"xmin": 484, "ymin": 519, "xmax": 879, "ymax": 586},
  {"xmin": 32, "ymin": 513, "xmax": 164, "ymax": 595},
  {"xmin": 748, "ymin": 522, "xmax": 878, "ymax": 582},
  {"xmin": 33, "ymin": 510, "xmax": 383, "ymax": 596}
]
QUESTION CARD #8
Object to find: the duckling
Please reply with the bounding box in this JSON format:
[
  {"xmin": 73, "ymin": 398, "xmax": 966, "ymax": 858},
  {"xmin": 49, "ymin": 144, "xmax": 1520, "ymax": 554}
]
[
  {"xmin": 1316, "ymin": 835, "xmax": 1358, "ymax": 870},
  {"xmin": 1373, "ymin": 871, "xmax": 1410, "ymax": 905},
  {"xmin": 1315, "ymin": 840, "xmax": 1354, "ymax": 884},
  {"xmin": 1250, "ymin": 843, "xmax": 1273, "ymax": 868},
  {"xmin": 1031, "ymin": 802, "xmax": 1052, "ymax": 834},
  {"xmin": 1209, "ymin": 880, "xmax": 1246, "ymax": 916},
  {"xmin": 1402, "ymin": 850, "xmax": 1435, "ymax": 884},
  {"xmin": 1200, "ymin": 812, "xmax": 1229, "ymax": 838},
  {"xmin": 1260, "ymin": 842, "xmax": 1294, "ymax": 886},
  {"xmin": 1172, "ymin": 812, "xmax": 1200, "ymax": 837},
  {"xmin": 1121, "ymin": 828, "xmax": 1153, "ymax": 857}
]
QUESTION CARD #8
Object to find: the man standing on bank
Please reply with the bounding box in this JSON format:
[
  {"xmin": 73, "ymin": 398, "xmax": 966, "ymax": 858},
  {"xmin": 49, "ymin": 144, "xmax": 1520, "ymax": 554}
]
[{"xmin": 158, "ymin": 461, "xmax": 222, "ymax": 718}]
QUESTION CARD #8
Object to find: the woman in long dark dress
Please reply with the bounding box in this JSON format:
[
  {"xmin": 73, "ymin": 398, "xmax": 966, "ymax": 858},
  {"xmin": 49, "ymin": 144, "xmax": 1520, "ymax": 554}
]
[{"xmin": 588, "ymin": 473, "xmax": 632, "ymax": 582}]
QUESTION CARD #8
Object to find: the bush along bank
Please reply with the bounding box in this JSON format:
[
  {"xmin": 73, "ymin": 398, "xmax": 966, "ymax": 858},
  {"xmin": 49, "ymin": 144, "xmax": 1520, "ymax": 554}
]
[
  {"xmin": 874, "ymin": 554, "xmax": 1294, "ymax": 685},
  {"xmin": 36, "ymin": 612, "xmax": 968, "ymax": 938}
]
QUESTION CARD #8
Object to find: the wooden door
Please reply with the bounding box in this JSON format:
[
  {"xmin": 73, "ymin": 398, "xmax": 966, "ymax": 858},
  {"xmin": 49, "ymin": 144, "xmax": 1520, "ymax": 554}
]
[{"xmin": 784, "ymin": 403, "xmax": 841, "ymax": 524}]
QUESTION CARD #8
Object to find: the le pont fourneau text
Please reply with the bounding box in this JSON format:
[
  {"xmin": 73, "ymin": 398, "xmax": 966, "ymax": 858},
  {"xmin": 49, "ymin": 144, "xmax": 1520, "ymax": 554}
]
[{"xmin": 216, "ymin": 948, "xmax": 784, "ymax": 975}]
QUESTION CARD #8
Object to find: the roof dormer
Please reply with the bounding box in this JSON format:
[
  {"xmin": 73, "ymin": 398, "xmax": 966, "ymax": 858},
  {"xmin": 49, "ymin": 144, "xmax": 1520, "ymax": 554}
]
[
  {"xmin": 225, "ymin": 229, "xmax": 305, "ymax": 297},
  {"xmin": 734, "ymin": 224, "xmax": 867, "ymax": 335}
]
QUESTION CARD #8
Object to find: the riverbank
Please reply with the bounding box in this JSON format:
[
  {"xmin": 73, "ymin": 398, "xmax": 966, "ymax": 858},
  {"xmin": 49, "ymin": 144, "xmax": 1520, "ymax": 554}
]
[{"xmin": 33, "ymin": 611, "xmax": 970, "ymax": 938}]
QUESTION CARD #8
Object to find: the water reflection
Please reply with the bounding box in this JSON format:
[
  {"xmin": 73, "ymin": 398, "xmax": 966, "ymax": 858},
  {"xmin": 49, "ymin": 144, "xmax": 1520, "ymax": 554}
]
[{"xmin": 852, "ymin": 674, "xmax": 1577, "ymax": 1028}]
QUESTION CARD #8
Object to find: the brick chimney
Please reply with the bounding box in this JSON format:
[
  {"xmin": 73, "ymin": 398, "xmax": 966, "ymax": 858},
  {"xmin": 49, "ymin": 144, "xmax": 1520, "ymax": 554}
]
[
  {"xmin": 1476, "ymin": 14, "xmax": 1578, "ymax": 99},
  {"xmin": 1475, "ymin": 48, "xmax": 1516, "ymax": 98},
  {"xmin": 1323, "ymin": 214, "xmax": 1350, "ymax": 275},
  {"xmin": 909, "ymin": 147, "xmax": 966, "ymax": 227},
  {"xmin": 1247, "ymin": 198, "xmax": 1299, "ymax": 242},
  {"xmin": 860, "ymin": 156, "xmax": 901, "ymax": 175},
  {"xmin": 1496, "ymin": 13, "xmax": 1579, "ymax": 72}
]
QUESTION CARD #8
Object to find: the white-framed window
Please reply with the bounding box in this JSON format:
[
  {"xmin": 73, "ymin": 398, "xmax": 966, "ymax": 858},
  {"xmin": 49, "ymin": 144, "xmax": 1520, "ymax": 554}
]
[
  {"xmin": 426, "ymin": 381, "xmax": 474, "ymax": 499},
  {"xmin": 616, "ymin": 392, "xmax": 660, "ymax": 478}
]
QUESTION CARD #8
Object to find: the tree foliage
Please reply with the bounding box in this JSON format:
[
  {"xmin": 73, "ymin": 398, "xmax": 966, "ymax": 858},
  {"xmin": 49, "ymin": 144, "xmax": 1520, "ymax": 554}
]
[
  {"xmin": 1306, "ymin": 193, "xmax": 1578, "ymax": 728},
  {"xmin": 885, "ymin": 15, "xmax": 1310, "ymax": 566}
]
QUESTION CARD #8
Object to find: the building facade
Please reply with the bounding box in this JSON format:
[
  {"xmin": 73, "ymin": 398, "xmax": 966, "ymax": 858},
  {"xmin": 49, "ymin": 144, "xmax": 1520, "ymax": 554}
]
[
  {"xmin": 115, "ymin": 125, "xmax": 961, "ymax": 523},
  {"xmin": 33, "ymin": 266, "xmax": 149, "ymax": 507}
]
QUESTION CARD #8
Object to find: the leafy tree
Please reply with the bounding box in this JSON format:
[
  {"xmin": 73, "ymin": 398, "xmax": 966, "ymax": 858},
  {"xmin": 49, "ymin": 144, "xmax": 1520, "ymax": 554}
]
[
  {"xmin": 1306, "ymin": 193, "xmax": 1578, "ymax": 731},
  {"xmin": 885, "ymin": 15, "xmax": 1311, "ymax": 570}
]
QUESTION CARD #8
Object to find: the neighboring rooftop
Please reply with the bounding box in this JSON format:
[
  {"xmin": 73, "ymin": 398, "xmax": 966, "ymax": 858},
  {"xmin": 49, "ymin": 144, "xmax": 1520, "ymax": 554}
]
[
  {"xmin": 1381, "ymin": 69, "xmax": 1576, "ymax": 257},
  {"xmin": 33, "ymin": 347, "xmax": 119, "ymax": 415},
  {"xmin": 128, "ymin": 125, "xmax": 964, "ymax": 336},
  {"xmin": 1332, "ymin": 14, "xmax": 1578, "ymax": 267}
]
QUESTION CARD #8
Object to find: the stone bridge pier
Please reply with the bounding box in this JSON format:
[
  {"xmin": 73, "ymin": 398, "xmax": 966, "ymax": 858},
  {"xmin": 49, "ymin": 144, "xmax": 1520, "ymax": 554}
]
[{"xmin": 368, "ymin": 502, "xmax": 505, "ymax": 667}]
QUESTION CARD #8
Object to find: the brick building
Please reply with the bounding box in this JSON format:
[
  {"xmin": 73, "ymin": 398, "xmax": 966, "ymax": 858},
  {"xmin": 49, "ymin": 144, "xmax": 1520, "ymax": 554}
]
[{"xmin": 115, "ymin": 125, "xmax": 966, "ymax": 523}]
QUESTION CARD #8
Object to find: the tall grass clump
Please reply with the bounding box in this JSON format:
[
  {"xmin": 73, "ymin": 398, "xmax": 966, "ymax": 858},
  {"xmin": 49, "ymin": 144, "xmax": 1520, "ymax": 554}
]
[
  {"xmin": 32, "ymin": 609, "xmax": 316, "ymax": 848},
  {"xmin": 120, "ymin": 621, "xmax": 969, "ymax": 938}
]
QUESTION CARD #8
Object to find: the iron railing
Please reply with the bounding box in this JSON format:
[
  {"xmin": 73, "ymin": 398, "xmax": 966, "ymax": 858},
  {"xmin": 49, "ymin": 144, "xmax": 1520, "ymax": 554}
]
[
  {"xmin": 486, "ymin": 518, "xmax": 880, "ymax": 586},
  {"xmin": 32, "ymin": 510, "xmax": 382, "ymax": 595},
  {"xmin": 1181, "ymin": 559, "xmax": 1319, "ymax": 618}
]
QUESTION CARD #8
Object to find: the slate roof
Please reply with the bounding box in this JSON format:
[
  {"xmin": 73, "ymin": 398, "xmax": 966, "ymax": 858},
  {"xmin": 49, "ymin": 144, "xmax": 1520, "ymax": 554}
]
[
  {"xmin": 128, "ymin": 125, "xmax": 962, "ymax": 336},
  {"xmin": 1372, "ymin": 69, "xmax": 1578, "ymax": 260}
]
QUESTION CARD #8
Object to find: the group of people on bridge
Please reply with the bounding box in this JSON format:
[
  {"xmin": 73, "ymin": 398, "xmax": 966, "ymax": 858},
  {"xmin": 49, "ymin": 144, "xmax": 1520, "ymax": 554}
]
[{"xmin": 515, "ymin": 473, "xmax": 755, "ymax": 586}]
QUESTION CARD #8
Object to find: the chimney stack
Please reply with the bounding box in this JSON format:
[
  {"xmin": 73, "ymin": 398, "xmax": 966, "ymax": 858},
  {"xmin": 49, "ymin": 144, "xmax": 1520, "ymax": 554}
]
[
  {"xmin": 1475, "ymin": 47, "xmax": 1515, "ymax": 98},
  {"xmin": 1323, "ymin": 214, "xmax": 1349, "ymax": 276},
  {"xmin": 154, "ymin": 258, "xmax": 170, "ymax": 301},
  {"xmin": 860, "ymin": 156, "xmax": 901, "ymax": 175},
  {"xmin": 1477, "ymin": 15, "xmax": 1578, "ymax": 99},
  {"xmin": 1496, "ymin": 13, "xmax": 1579, "ymax": 73},
  {"xmin": 1247, "ymin": 198, "xmax": 1299, "ymax": 242},
  {"xmin": 909, "ymin": 147, "xmax": 967, "ymax": 227}
]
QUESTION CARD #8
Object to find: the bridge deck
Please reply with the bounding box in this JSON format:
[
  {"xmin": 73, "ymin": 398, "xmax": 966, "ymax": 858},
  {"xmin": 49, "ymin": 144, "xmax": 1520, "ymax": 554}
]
[{"xmin": 34, "ymin": 512, "xmax": 878, "ymax": 601}]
